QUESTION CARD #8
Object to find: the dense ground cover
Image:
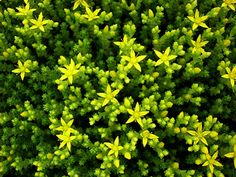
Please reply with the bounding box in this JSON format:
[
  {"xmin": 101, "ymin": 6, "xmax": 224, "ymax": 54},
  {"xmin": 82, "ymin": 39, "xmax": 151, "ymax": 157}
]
[{"xmin": 0, "ymin": 0, "xmax": 236, "ymax": 176}]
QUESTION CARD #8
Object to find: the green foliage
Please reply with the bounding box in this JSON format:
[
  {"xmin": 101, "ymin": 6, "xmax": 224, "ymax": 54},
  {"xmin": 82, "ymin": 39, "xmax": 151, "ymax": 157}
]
[{"xmin": 0, "ymin": 0, "xmax": 236, "ymax": 176}]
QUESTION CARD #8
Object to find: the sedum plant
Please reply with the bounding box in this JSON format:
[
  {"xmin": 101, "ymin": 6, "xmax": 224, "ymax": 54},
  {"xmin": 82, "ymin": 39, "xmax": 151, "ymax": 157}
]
[{"xmin": 0, "ymin": 0, "xmax": 236, "ymax": 176}]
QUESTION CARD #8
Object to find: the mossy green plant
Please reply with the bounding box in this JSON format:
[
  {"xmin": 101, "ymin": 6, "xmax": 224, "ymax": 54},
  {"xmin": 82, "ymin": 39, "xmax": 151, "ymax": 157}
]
[{"xmin": 0, "ymin": 0, "xmax": 236, "ymax": 176}]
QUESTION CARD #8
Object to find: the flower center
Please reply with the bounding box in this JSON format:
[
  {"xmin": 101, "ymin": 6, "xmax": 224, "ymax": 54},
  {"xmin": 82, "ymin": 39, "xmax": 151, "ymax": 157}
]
[
  {"xmin": 162, "ymin": 54, "xmax": 168, "ymax": 61},
  {"xmin": 228, "ymin": 72, "xmax": 236, "ymax": 79},
  {"xmin": 195, "ymin": 18, "xmax": 202, "ymax": 25}
]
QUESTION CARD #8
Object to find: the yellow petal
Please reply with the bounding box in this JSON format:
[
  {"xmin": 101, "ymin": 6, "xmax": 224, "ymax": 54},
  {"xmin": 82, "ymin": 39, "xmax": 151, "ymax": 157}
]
[
  {"xmin": 61, "ymin": 118, "xmax": 66, "ymax": 126},
  {"xmin": 154, "ymin": 50, "xmax": 163, "ymax": 58},
  {"xmin": 222, "ymin": 74, "xmax": 229, "ymax": 78},
  {"xmin": 155, "ymin": 59, "xmax": 163, "ymax": 66},
  {"xmin": 112, "ymin": 89, "xmax": 120, "ymax": 96},
  {"xmin": 187, "ymin": 16, "xmax": 195, "ymax": 22},
  {"xmin": 108, "ymin": 150, "xmax": 114, "ymax": 156},
  {"xmin": 114, "ymin": 136, "xmax": 119, "ymax": 146},
  {"xmin": 106, "ymin": 85, "xmax": 112, "ymax": 94},
  {"xmin": 200, "ymin": 137, "xmax": 208, "ymax": 146},
  {"xmin": 97, "ymin": 93, "xmax": 107, "ymax": 98},
  {"xmin": 165, "ymin": 47, "xmax": 171, "ymax": 56},
  {"xmin": 192, "ymin": 23, "xmax": 198, "ymax": 30},
  {"xmin": 143, "ymin": 137, "xmax": 148, "ymax": 147},
  {"xmin": 73, "ymin": 1, "xmax": 80, "ymax": 10},
  {"xmin": 20, "ymin": 72, "xmax": 25, "ymax": 80},
  {"xmin": 126, "ymin": 116, "xmax": 135, "ymax": 124},
  {"xmin": 68, "ymin": 75, "xmax": 73, "ymax": 84},
  {"xmin": 12, "ymin": 68, "xmax": 21, "ymax": 74},
  {"xmin": 127, "ymin": 109, "xmax": 134, "ymax": 115},
  {"xmin": 229, "ymin": 4, "xmax": 236, "ymax": 11},
  {"xmin": 60, "ymin": 75, "xmax": 67, "ymax": 81},
  {"xmin": 137, "ymin": 118, "xmax": 143, "ymax": 127},
  {"xmin": 130, "ymin": 49, "xmax": 135, "ymax": 58},
  {"xmin": 38, "ymin": 12, "xmax": 43, "ymax": 22},
  {"xmin": 214, "ymin": 160, "xmax": 223, "ymax": 167},
  {"xmin": 127, "ymin": 63, "xmax": 133, "ymax": 69},
  {"xmin": 199, "ymin": 22, "xmax": 208, "ymax": 29},
  {"xmin": 187, "ymin": 130, "xmax": 197, "ymax": 136},
  {"xmin": 230, "ymin": 79, "xmax": 235, "ymax": 87},
  {"xmin": 134, "ymin": 63, "xmax": 141, "ymax": 72},
  {"xmin": 135, "ymin": 102, "xmax": 140, "ymax": 111},
  {"xmin": 200, "ymin": 15, "xmax": 208, "ymax": 21},
  {"xmin": 104, "ymin": 142, "xmax": 113, "ymax": 149},
  {"xmin": 39, "ymin": 26, "xmax": 45, "ymax": 32},
  {"xmin": 164, "ymin": 61, "xmax": 170, "ymax": 66},
  {"xmin": 168, "ymin": 55, "xmax": 177, "ymax": 60},
  {"xmin": 202, "ymin": 161, "xmax": 209, "ymax": 166},
  {"xmin": 209, "ymin": 164, "xmax": 214, "ymax": 173},
  {"xmin": 139, "ymin": 111, "xmax": 149, "ymax": 117},
  {"xmin": 59, "ymin": 141, "xmax": 66, "ymax": 149},
  {"xmin": 68, "ymin": 119, "xmax": 74, "ymax": 127},
  {"xmin": 102, "ymin": 99, "xmax": 110, "ymax": 106},
  {"xmin": 67, "ymin": 142, "xmax": 72, "ymax": 151},
  {"xmin": 136, "ymin": 55, "xmax": 146, "ymax": 62}
]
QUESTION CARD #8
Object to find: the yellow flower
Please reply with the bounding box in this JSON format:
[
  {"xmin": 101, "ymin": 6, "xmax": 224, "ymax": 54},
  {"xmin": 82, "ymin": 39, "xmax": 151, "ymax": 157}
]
[
  {"xmin": 55, "ymin": 118, "xmax": 76, "ymax": 134},
  {"xmin": 104, "ymin": 136, "xmax": 123, "ymax": 157},
  {"xmin": 187, "ymin": 9, "xmax": 208, "ymax": 30},
  {"xmin": 222, "ymin": 66, "xmax": 236, "ymax": 87},
  {"xmin": 121, "ymin": 49, "xmax": 146, "ymax": 72},
  {"xmin": 140, "ymin": 130, "xmax": 158, "ymax": 147},
  {"xmin": 154, "ymin": 47, "xmax": 177, "ymax": 66},
  {"xmin": 29, "ymin": 12, "xmax": 49, "ymax": 32},
  {"xmin": 97, "ymin": 84, "xmax": 120, "ymax": 106},
  {"xmin": 191, "ymin": 35, "xmax": 208, "ymax": 54},
  {"xmin": 126, "ymin": 102, "xmax": 149, "ymax": 127},
  {"xmin": 202, "ymin": 148, "xmax": 223, "ymax": 173},
  {"xmin": 187, "ymin": 122, "xmax": 210, "ymax": 146},
  {"xmin": 73, "ymin": 0, "xmax": 89, "ymax": 10},
  {"xmin": 224, "ymin": 145, "xmax": 236, "ymax": 168},
  {"xmin": 56, "ymin": 131, "xmax": 76, "ymax": 152},
  {"xmin": 114, "ymin": 35, "xmax": 136, "ymax": 54},
  {"xmin": 12, "ymin": 60, "xmax": 31, "ymax": 80},
  {"xmin": 16, "ymin": 0, "xmax": 36, "ymax": 16},
  {"xmin": 82, "ymin": 7, "xmax": 100, "ymax": 21},
  {"xmin": 58, "ymin": 59, "xmax": 81, "ymax": 84},
  {"xmin": 222, "ymin": 0, "xmax": 236, "ymax": 11}
]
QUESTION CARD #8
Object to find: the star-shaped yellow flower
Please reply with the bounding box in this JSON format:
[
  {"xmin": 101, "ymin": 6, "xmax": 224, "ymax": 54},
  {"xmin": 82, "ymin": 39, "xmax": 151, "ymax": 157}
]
[
  {"xmin": 73, "ymin": 0, "xmax": 89, "ymax": 10},
  {"xmin": 104, "ymin": 136, "xmax": 123, "ymax": 157},
  {"xmin": 222, "ymin": 0, "xmax": 236, "ymax": 11},
  {"xmin": 12, "ymin": 60, "xmax": 31, "ymax": 80},
  {"xmin": 187, "ymin": 9, "xmax": 209, "ymax": 30},
  {"xmin": 82, "ymin": 7, "xmax": 100, "ymax": 21},
  {"xmin": 224, "ymin": 144, "xmax": 236, "ymax": 168},
  {"xmin": 55, "ymin": 118, "xmax": 76, "ymax": 134},
  {"xmin": 191, "ymin": 35, "xmax": 208, "ymax": 54},
  {"xmin": 97, "ymin": 84, "xmax": 120, "ymax": 106},
  {"xmin": 140, "ymin": 130, "xmax": 158, "ymax": 147},
  {"xmin": 187, "ymin": 122, "xmax": 210, "ymax": 146},
  {"xmin": 56, "ymin": 131, "xmax": 76, "ymax": 152},
  {"xmin": 126, "ymin": 102, "xmax": 149, "ymax": 127},
  {"xmin": 202, "ymin": 148, "xmax": 223, "ymax": 173},
  {"xmin": 121, "ymin": 49, "xmax": 146, "ymax": 72},
  {"xmin": 29, "ymin": 12, "xmax": 49, "ymax": 32},
  {"xmin": 114, "ymin": 35, "xmax": 136, "ymax": 54},
  {"xmin": 222, "ymin": 66, "xmax": 236, "ymax": 87},
  {"xmin": 16, "ymin": 0, "xmax": 36, "ymax": 16},
  {"xmin": 154, "ymin": 47, "xmax": 177, "ymax": 66},
  {"xmin": 58, "ymin": 59, "xmax": 81, "ymax": 84}
]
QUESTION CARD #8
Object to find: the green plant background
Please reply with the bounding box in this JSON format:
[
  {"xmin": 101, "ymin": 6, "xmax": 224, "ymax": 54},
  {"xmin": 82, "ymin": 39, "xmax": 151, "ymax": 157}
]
[{"xmin": 0, "ymin": 0, "xmax": 236, "ymax": 176}]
